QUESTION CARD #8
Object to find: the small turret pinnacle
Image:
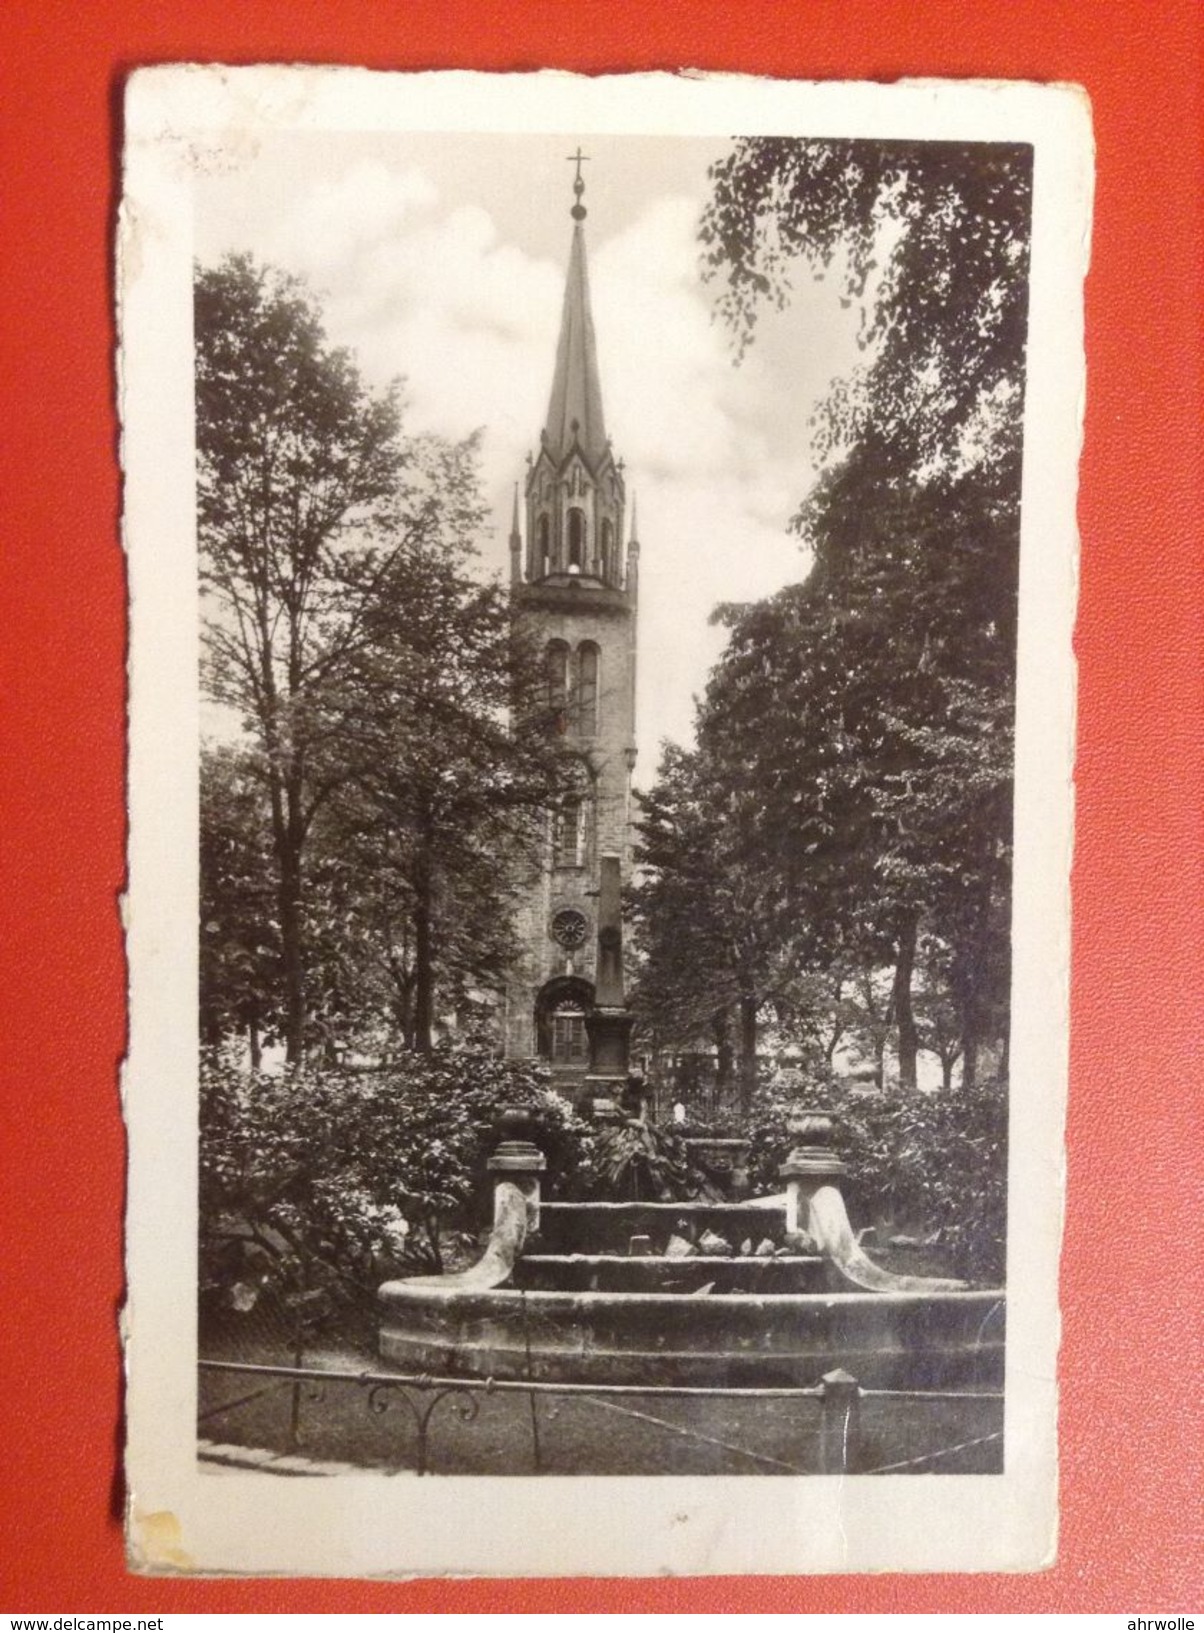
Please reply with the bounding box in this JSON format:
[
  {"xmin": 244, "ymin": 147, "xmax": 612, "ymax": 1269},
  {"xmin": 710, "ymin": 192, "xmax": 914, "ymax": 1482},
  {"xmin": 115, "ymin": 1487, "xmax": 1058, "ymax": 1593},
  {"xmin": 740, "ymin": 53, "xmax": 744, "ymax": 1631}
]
[{"xmin": 508, "ymin": 482, "xmax": 522, "ymax": 586}]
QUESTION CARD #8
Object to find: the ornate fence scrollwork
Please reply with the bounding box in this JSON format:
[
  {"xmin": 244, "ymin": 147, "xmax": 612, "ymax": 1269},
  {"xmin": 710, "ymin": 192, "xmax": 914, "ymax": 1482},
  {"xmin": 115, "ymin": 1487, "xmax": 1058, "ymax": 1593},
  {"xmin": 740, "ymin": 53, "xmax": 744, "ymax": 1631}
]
[{"xmin": 365, "ymin": 1375, "xmax": 487, "ymax": 1476}]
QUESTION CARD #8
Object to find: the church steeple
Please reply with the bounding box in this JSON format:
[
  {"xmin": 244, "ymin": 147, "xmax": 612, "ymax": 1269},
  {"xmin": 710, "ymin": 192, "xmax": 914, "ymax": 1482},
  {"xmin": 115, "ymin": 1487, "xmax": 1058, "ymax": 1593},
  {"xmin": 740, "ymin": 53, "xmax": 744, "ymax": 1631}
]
[
  {"xmin": 543, "ymin": 216, "xmax": 608, "ymax": 467},
  {"xmin": 504, "ymin": 150, "xmax": 641, "ymax": 1087},
  {"xmin": 521, "ymin": 151, "xmax": 628, "ymax": 592}
]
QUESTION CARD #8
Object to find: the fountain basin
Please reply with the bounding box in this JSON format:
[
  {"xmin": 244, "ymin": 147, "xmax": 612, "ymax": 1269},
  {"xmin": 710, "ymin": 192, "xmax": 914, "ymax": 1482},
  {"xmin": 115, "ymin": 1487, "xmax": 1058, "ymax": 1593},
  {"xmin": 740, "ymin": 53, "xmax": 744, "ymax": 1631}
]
[{"xmin": 377, "ymin": 1280, "xmax": 1005, "ymax": 1388}]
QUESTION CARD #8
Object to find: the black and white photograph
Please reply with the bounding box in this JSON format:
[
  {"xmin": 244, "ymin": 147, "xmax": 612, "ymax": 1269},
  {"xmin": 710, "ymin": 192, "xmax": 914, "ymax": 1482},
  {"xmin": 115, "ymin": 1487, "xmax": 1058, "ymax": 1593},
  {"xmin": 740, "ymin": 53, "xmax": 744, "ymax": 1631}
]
[{"xmin": 120, "ymin": 68, "xmax": 1088, "ymax": 1577}]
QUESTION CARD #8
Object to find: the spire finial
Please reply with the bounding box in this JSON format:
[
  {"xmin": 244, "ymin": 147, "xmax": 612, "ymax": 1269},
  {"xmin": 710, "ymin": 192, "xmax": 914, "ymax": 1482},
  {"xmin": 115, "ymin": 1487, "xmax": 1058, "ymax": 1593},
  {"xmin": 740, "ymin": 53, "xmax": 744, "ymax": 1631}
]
[{"xmin": 567, "ymin": 145, "xmax": 589, "ymax": 221}]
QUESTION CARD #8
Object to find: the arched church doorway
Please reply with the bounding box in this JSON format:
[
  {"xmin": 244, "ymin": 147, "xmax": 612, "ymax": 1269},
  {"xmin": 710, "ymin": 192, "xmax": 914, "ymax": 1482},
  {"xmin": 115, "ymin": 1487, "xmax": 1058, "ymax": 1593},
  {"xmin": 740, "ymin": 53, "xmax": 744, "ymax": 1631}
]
[{"xmin": 534, "ymin": 975, "xmax": 594, "ymax": 1069}]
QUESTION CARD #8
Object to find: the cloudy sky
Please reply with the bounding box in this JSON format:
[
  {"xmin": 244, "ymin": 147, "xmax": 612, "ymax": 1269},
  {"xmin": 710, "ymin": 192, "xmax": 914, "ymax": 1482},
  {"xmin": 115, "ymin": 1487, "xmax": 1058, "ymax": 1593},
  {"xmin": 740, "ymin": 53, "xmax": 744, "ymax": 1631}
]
[{"xmin": 195, "ymin": 131, "xmax": 866, "ymax": 780}]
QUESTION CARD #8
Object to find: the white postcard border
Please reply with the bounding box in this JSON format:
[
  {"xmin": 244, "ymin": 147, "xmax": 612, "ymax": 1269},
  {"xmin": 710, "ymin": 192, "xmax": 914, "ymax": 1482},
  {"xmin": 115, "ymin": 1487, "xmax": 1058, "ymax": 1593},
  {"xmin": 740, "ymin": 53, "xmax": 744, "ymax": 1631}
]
[{"xmin": 120, "ymin": 67, "xmax": 1090, "ymax": 1578}]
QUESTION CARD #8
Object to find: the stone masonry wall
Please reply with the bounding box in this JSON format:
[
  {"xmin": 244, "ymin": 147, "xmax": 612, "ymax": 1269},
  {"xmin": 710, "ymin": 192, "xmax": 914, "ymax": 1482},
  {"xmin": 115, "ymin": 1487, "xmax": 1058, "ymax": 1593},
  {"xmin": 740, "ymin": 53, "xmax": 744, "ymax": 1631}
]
[{"xmin": 504, "ymin": 583, "xmax": 637, "ymax": 1068}]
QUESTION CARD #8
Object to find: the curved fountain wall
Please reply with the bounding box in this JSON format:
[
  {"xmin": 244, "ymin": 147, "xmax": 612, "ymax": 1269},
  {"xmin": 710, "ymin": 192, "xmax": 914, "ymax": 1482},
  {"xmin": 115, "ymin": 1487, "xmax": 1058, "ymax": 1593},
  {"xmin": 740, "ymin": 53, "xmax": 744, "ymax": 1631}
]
[{"xmin": 378, "ymin": 1112, "xmax": 1005, "ymax": 1390}]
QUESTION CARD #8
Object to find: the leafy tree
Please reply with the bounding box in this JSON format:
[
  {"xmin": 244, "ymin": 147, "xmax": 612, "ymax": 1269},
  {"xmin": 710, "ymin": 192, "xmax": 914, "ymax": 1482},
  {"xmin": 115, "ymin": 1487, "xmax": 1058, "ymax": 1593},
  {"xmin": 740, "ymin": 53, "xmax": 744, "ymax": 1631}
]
[
  {"xmin": 316, "ymin": 548, "xmax": 569, "ymax": 1052},
  {"xmin": 913, "ymin": 931, "xmax": 965, "ymax": 1092},
  {"xmin": 686, "ymin": 138, "xmax": 1030, "ymax": 1087},
  {"xmin": 697, "ymin": 453, "xmax": 1016, "ymax": 1086},
  {"xmin": 200, "ymin": 743, "xmax": 281, "ymax": 1064},
  {"xmin": 700, "ymin": 137, "xmax": 1032, "ymax": 481},
  {"xmin": 630, "ymin": 744, "xmax": 740, "ymax": 1072},
  {"xmin": 196, "ymin": 254, "xmax": 504, "ymax": 1061},
  {"xmin": 631, "ymin": 741, "xmax": 810, "ymax": 1112},
  {"xmin": 197, "ymin": 253, "xmax": 404, "ymax": 1059},
  {"xmin": 297, "ymin": 810, "xmax": 508, "ymax": 1058}
]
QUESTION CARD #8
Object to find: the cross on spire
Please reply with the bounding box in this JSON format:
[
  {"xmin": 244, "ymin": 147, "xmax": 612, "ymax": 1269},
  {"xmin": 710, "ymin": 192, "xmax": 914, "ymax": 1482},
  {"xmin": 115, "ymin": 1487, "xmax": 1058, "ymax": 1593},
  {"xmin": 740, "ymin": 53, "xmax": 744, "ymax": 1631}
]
[{"xmin": 567, "ymin": 146, "xmax": 590, "ymax": 220}]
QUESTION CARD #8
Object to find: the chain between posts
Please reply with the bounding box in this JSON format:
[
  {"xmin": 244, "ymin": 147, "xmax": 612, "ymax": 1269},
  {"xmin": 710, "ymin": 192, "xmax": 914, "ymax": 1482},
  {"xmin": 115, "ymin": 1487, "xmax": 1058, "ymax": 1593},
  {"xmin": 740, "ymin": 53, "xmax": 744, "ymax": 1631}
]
[{"xmin": 199, "ymin": 1358, "xmax": 1002, "ymax": 1477}]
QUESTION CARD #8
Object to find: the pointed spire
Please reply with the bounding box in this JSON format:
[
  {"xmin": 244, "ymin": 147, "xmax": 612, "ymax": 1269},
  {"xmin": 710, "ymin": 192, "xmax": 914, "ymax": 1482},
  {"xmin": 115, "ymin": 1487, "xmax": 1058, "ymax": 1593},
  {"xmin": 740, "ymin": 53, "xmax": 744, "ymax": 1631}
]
[
  {"xmin": 629, "ymin": 492, "xmax": 639, "ymax": 543},
  {"xmin": 510, "ymin": 483, "xmax": 521, "ymax": 538},
  {"xmin": 543, "ymin": 161, "xmax": 608, "ymax": 467}
]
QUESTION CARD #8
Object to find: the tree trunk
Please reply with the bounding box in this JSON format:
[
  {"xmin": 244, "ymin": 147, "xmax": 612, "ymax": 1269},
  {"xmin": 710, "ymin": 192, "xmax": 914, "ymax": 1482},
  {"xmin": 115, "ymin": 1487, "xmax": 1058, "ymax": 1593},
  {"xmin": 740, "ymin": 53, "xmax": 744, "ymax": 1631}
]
[
  {"xmin": 873, "ymin": 1032, "xmax": 886, "ymax": 1092},
  {"xmin": 412, "ymin": 823, "xmax": 435, "ymax": 1053},
  {"xmin": 395, "ymin": 989, "xmax": 416, "ymax": 1053},
  {"xmin": 711, "ymin": 1008, "xmax": 734, "ymax": 1089},
  {"xmin": 962, "ymin": 1031, "xmax": 978, "ymax": 1091},
  {"xmin": 263, "ymin": 721, "xmax": 307, "ymax": 1065},
  {"xmin": 893, "ymin": 911, "xmax": 919, "ymax": 1092},
  {"xmin": 278, "ymin": 845, "xmax": 306, "ymax": 1064},
  {"xmin": 825, "ymin": 975, "xmax": 845, "ymax": 1068},
  {"xmin": 954, "ymin": 858, "xmax": 1000, "ymax": 1094},
  {"xmin": 258, "ymin": 629, "xmax": 308, "ymax": 1066},
  {"xmin": 387, "ymin": 959, "xmax": 415, "ymax": 1052},
  {"xmin": 737, "ymin": 994, "xmax": 758, "ymax": 1115},
  {"xmin": 247, "ymin": 1010, "xmax": 262, "ymax": 1071}
]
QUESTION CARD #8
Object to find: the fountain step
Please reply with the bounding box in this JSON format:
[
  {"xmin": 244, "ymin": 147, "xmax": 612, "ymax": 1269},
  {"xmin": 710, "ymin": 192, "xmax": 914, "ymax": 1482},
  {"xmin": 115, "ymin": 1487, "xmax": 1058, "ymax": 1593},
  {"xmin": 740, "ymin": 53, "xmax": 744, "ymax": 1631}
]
[
  {"xmin": 521, "ymin": 1253, "xmax": 821, "ymax": 1262},
  {"xmin": 515, "ymin": 1253, "xmax": 827, "ymax": 1294},
  {"xmin": 537, "ymin": 1199, "xmax": 788, "ymax": 1256},
  {"xmin": 540, "ymin": 1200, "xmax": 786, "ymax": 1210}
]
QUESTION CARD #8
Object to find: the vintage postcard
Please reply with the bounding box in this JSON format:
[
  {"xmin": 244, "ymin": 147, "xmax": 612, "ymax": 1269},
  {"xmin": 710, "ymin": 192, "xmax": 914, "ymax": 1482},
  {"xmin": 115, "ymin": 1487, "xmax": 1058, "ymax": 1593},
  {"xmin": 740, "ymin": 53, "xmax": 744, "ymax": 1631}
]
[{"xmin": 120, "ymin": 67, "xmax": 1091, "ymax": 1576}]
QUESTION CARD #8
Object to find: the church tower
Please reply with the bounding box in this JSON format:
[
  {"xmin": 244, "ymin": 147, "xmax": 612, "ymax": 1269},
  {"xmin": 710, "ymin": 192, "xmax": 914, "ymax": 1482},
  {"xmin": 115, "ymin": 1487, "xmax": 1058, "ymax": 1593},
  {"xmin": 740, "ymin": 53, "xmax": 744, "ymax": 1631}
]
[{"xmin": 504, "ymin": 154, "xmax": 640, "ymax": 1096}]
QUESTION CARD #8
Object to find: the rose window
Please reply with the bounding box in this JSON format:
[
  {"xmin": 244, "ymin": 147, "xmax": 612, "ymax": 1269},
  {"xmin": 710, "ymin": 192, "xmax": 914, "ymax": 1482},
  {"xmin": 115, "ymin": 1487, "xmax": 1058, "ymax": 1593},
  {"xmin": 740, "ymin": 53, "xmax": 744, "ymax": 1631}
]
[{"xmin": 551, "ymin": 909, "xmax": 589, "ymax": 950}]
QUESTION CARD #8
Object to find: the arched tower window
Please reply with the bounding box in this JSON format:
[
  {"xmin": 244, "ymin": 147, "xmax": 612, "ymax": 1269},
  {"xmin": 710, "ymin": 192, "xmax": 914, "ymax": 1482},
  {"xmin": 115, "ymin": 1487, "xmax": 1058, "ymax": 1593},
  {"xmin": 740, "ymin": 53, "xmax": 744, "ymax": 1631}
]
[
  {"xmin": 537, "ymin": 514, "xmax": 551, "ymax": 578},
  {"xmin": 545, "ymin": 640, "xmax": 569, "ymax": 733},
  {"xmin": 567, "ymin": 507, "xmax": 586, "ymax": 572},
  {"xmin": 600, "ymin": 519, "xmax": 614, "ymax": 584},
  {"xmin": 577, "ymin": 642, "xmax": 599, "ymax": 737},
  {"xmin": 550, "ymin": 1001, "xmax": 588, "ymax": 1064},
  {"xmin": 552, "ymin": 797, "xmax": 588, "ymax": 868},
  {"xmin": 552, "ymin": 759, "xmax": 592, "ymax": 868}
]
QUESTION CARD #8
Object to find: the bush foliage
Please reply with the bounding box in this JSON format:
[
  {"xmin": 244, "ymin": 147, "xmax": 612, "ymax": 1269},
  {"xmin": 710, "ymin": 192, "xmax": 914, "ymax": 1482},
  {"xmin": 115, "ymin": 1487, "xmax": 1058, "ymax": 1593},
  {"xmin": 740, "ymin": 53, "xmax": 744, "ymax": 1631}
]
[
  {"xmin": 746, "ymin": 1066, "xmax": 1007, "ymax": 1283},
  {"xmin": 200, "ymin": 1050, "xmax": 1006, "ymax": 1331},
  {"xmin": 199, "ymin": 1049, "xmax": 593, "ymax": 1319},
  {"xmin": 584, "ymin": 1119, "xmax": 723, "ymax": 1204}
]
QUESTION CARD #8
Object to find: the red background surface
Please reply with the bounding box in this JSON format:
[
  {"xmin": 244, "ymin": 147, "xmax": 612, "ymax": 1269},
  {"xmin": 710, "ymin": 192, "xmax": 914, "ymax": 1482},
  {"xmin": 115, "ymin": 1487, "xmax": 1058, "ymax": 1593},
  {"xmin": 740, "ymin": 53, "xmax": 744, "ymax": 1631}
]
[{"xmin": 2, "ymin": 0, "xmax": 1200, "ymax": 1612}]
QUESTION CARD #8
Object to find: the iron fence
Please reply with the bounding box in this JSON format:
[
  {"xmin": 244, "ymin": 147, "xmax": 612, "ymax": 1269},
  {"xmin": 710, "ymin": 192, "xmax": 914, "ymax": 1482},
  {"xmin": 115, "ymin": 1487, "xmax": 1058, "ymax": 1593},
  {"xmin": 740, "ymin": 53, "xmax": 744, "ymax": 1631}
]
[{"xmin": 198, "ymin": 1355, "xmax": 1003, "ymax": 1478}]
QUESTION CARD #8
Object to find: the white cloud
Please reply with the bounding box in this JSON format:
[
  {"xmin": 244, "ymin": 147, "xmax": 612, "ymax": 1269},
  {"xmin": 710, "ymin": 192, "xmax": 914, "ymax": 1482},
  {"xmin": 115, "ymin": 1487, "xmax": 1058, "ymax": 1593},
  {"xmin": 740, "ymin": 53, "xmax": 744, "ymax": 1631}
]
[
  {"xmin": 198, "ymin": 149, "xmax": 854, "ymax": 770},
  {"xmin": 634, "ymin": 473, "xmax": 812, "ymax": 771},
  {"xmin": 252, "ymin": 159, "xmax": 440, "ymax": 280}
]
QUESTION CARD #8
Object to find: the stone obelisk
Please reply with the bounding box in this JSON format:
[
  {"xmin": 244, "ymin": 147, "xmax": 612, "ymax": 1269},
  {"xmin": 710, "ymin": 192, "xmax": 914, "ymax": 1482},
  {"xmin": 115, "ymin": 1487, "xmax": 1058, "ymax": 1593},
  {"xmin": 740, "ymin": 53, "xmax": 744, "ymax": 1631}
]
[{"xmin": 583, "ymin": 854, "xmax": 635, "ymax": 1098}]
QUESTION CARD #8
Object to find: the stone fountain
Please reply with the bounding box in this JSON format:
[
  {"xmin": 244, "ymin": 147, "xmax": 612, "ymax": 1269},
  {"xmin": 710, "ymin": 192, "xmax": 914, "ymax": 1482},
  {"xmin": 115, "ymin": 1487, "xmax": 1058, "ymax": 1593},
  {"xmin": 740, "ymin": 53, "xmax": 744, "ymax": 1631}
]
[{"xmin": 378, "ymin": 861, "xmax": 1004, "ymax": 1389}]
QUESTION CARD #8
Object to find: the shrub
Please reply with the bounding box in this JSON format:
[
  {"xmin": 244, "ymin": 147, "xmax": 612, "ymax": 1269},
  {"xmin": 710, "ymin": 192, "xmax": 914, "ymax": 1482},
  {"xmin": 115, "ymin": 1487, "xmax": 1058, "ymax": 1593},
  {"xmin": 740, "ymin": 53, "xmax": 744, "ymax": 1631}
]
[
  {"xmin": 745, "ymin": 1066, "xmax": 1008, "ymax": 1284},
  {"xmin": 199, "ymin": 1049, "xmax": 592, "ymax": 1321},
  {"xmin": 582, "ymin": 1119, "xmax": 723, "ymax": 1202}
]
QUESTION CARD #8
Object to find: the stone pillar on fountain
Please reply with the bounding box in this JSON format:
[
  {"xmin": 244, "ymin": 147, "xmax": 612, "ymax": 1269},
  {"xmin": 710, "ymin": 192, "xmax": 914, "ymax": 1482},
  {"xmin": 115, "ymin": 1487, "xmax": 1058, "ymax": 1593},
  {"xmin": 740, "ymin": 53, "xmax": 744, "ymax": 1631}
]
[
  {"xmin": 486, "ymin": 1105, "xmax": 547, "ymax": 1233},
  {"xmin": 584, "ymin": 854, "xmax": 635, "ymax": 1106},
  {"xmin": 780, "ymin": 1108, "xmax": 848, "ymax": 1242}
]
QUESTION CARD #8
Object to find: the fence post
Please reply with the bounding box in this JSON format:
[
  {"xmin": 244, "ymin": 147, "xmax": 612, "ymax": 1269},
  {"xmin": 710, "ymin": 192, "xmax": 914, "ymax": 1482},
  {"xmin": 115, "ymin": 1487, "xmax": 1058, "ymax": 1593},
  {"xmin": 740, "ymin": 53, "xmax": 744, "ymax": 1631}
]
[
  {"xmin": 819, "ymin": 1368, "xmax": 861, "ymax": 1474},
  {"xmin": 288, "ymin": 1318, "xmax": 308, "ymax": 1451}
]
